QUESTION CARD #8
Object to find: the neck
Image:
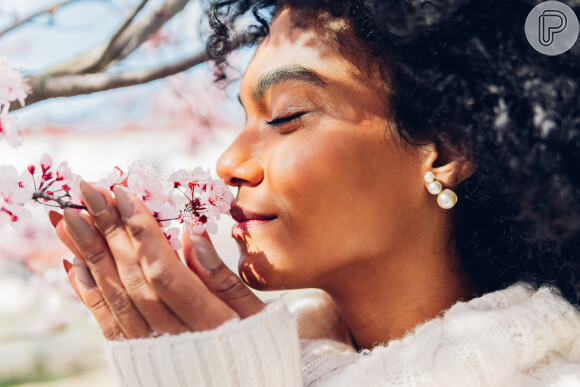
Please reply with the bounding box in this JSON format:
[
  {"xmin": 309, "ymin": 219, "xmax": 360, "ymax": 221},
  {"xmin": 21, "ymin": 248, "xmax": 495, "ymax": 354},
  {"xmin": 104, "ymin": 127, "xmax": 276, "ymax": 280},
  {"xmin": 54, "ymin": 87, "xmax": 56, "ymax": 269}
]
[{"xmin": 319, "ymin": 233, "xmax": 480, "ymax": 350}]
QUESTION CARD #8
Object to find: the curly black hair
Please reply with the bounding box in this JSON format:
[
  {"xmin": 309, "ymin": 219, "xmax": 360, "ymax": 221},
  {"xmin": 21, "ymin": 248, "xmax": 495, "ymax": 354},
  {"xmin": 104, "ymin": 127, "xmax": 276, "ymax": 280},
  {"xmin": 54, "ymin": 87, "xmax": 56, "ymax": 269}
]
[{"xmin": 203, "ymin": 0, "xmax": 580, "ymax": 307}]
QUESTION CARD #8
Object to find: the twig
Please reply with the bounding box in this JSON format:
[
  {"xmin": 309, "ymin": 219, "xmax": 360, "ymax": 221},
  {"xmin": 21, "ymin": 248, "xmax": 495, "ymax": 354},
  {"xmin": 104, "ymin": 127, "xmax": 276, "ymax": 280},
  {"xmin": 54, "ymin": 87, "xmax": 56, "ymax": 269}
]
[
  {"xmin": 12, "ymin": 31, "xmax": 259, "ymax": 110},
  {"xmin": 92, "ymin": 0, "xmax": 150, "ymax": 71},
  {"xmin": 41, "ymin": 0, "xmax": 191, "ymax": 76},
  {"xmin": 91, "ymin": 0, "xmax": 190, "ymax": 71},
  {"xmin": 0, "ymin": 0, "xmax": 82, "ymax": 37},
  {"xmin": 32, "ymin": 191, "xmax": 86, "ymax": 210}
]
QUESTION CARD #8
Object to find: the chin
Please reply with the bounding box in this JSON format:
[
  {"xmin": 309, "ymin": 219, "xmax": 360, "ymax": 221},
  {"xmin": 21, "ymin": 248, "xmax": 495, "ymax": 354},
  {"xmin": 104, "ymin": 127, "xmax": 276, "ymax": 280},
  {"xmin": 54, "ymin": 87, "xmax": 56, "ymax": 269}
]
[
  {"xmin": 233, "ymin": 233, "xmax": 313, "ymax": 291},
  {"xmin": 238, "ymin": 252, "xmax": 284, "ymax": 291},
  {"xmin": 236, "ymin": 247, "xmax": 310, "ymax": 291}
]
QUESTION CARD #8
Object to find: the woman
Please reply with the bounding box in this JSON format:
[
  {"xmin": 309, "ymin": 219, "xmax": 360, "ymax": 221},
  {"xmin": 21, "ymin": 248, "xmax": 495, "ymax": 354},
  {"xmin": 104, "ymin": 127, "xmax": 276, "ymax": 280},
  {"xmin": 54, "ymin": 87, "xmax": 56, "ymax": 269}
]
[{"xmin": 51, "ymin": 0, "xmax": 580, "ymax": 385}]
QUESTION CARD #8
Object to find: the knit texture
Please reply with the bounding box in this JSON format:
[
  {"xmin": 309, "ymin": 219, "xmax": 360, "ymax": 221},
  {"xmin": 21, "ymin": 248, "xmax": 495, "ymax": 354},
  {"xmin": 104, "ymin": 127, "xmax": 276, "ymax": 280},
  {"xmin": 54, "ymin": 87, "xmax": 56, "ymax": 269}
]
[
  {"xmin": 102, "ymin": 283, "xmax": 580, "ymax": 386},
  {"xmin": 103, "ymin": 299, "xmax": 302, "ymax": 387}
]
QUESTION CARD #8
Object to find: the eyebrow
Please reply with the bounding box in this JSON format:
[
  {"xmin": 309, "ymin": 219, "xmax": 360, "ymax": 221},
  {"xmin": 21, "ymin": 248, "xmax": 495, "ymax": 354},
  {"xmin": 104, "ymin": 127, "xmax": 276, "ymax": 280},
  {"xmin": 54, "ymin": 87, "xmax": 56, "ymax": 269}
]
[{"xmin": 237, "ymin": 64, "xmax": 327, "ymax": 107}]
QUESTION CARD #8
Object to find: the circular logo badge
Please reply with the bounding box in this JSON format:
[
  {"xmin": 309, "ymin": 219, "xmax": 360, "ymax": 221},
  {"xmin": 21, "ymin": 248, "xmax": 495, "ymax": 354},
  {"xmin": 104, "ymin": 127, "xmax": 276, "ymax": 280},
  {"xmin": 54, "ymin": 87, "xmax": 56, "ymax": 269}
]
[{"xmin": 525, "ymin": 1, "xmax": 579, "ymax": 56}]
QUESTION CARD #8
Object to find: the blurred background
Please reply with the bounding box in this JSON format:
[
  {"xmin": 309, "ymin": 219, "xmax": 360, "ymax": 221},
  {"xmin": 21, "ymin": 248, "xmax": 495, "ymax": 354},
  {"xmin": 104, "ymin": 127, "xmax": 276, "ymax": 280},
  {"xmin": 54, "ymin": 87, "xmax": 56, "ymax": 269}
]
[{"xmin": 0, "ymin": 1, "xmax": 306, "ymax": 385}]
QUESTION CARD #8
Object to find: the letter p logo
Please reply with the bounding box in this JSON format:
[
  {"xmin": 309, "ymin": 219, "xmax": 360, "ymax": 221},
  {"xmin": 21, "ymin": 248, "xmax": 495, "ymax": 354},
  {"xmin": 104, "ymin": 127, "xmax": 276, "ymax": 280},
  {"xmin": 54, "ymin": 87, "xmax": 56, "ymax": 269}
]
[
  {"xmin": 539, "ymin": 10, "xmax": 567, "ymax": 46},
  {"xmin": 525, "ymin": 1, "xmax": 579, "ymax": 55}
]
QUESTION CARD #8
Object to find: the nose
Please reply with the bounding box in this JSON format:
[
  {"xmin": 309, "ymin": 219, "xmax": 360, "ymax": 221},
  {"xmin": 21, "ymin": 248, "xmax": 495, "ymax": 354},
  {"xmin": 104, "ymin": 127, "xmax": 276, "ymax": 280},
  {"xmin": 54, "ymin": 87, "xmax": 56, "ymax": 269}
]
[{"xmin": 216, "ymin": 132, "xmax": 264, "ymax": 187}]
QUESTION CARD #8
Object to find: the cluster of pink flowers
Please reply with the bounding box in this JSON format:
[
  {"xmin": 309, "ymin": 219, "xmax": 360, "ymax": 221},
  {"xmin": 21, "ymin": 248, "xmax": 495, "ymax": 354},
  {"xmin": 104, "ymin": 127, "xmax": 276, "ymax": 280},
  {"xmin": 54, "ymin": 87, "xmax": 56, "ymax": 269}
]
[
  {"xmin": 0, "ymin": 56, "xmax": 29, "ymax": 148},
  {"xmin": 0, "ymin": 59, "xmax": 234, "ymax": 249},
  {"xmin": 0, "ymin": 154, "xmax": 234, "ymax": 250},
  {"xmin": 93, "ymin": 161, "xmax": 235, "ymax": 249}
]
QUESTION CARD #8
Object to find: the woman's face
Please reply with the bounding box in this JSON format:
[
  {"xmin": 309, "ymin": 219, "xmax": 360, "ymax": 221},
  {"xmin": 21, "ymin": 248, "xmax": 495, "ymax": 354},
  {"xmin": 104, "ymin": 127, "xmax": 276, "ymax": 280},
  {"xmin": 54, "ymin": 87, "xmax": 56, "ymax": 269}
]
[{"xmin": 216, "ymin": 7, "xmax": 430, "ymax": 291}]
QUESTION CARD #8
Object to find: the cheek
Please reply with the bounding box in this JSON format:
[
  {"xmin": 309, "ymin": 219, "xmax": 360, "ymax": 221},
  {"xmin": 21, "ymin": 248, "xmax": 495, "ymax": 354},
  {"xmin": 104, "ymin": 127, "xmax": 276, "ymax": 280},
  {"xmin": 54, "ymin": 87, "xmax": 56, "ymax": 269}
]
[
  {"xmin": 270, "ymin": 131, "xmax": 345, "ymax": 219},
  {"xmin": 268, "ymin": 125, "xmax": 390, "ymax": 243}
]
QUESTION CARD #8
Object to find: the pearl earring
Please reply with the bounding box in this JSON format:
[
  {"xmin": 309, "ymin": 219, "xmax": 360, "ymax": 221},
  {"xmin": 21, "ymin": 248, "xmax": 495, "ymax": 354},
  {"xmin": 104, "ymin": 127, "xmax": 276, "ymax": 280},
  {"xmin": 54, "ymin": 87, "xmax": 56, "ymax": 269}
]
[{"xmin": 423, "ymin": 171, "xmax": 458, "ymax": 209}]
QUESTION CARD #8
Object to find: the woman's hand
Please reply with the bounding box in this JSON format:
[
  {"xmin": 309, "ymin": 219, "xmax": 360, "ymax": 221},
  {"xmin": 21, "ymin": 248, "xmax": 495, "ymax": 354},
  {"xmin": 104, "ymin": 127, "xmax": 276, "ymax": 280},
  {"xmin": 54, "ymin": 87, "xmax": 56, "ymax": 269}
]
[{"xmin": 50, "ymin": 181, "xmax": 265, "ymax": 340}]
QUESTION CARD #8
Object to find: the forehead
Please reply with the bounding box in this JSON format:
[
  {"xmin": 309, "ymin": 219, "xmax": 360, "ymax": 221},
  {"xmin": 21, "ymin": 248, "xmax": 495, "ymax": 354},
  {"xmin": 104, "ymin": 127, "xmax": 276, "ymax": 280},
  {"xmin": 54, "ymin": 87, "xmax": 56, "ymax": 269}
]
[{"xmin": 240, "ymin": 7, "xmax": 362, "ymax": 94}]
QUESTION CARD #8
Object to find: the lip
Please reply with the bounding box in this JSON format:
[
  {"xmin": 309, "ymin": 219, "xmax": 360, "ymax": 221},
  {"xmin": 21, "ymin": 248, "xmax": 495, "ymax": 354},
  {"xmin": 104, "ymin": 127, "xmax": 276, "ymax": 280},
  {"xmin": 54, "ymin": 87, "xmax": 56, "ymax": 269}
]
[
  {"xmin": 230, "ymin": 205, "xmax": 277, "ymax": 223},
  {"xmin": 232, "ymin": 218, "xmax": 277, "ymax": 238},
  {"xmin": 229, "ymin": 205, "xmax": 277, "ymax": 238}
]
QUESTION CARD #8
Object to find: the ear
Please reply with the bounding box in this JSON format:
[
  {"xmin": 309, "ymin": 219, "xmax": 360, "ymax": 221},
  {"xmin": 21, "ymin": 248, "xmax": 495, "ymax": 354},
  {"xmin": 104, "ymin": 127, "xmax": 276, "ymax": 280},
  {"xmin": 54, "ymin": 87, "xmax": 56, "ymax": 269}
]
[{"xmin": 420, "ymin": 142, "xmax": 477, "ymax": 188}]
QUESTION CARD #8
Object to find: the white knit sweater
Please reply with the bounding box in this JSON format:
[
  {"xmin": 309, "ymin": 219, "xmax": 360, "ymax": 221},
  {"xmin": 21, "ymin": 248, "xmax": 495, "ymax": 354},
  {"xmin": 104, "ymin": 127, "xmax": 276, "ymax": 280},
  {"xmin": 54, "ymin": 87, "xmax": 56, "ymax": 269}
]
[{"xmin": 102, "ymin": 282, "xmax": 580, "ymax": 386}]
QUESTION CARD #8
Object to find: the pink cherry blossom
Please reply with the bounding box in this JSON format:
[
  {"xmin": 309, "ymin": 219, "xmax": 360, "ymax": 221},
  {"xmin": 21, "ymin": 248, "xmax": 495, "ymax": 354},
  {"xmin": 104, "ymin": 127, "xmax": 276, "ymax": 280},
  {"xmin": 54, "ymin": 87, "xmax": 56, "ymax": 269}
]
[
  {"xmin": 0, "ymin": 56, "xmax": 29, "ymax": 112},
  {"xmin": 96, "ymin": 167, "xmax": 128, "ymax": 192},
  {"xmin": 123, "ymin": 161, "xmax": 175, "ymax": 221},
  {"xmin": 0, "ymin": 154, "xmax": 234, "ymax": 250},
  {"xmin": 163, "ymin": 227, "xmax": 182, "ymax": 251},
  {"xmin": 202, "ymin": 179, "xmax": 235, "ymax": 218},
  {"xmin": 0, "ymin": 165, "xmax": 34, "ymax": 227},
  {"xmin": 0, "ymin": 113, "xmax": 23, "ymax": 148},
  {"xmin": 27, "ymin": 155, "xmax": 83, "ymax": 210},
  {"xmin": 40, "ymin": 154, "xmax": 52, "ymax": 175}
]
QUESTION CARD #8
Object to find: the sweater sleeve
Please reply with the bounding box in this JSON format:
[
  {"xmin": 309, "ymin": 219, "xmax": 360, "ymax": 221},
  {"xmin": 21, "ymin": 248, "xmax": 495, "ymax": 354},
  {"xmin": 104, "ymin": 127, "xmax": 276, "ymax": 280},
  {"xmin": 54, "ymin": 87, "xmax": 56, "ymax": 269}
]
[
  {"xmin": 102, "ymin": 299, "xmax": 303, "ymax": 387},
  {"xmin": 101, "ymin": 284, "xmax": 580, "ymax": 387}
]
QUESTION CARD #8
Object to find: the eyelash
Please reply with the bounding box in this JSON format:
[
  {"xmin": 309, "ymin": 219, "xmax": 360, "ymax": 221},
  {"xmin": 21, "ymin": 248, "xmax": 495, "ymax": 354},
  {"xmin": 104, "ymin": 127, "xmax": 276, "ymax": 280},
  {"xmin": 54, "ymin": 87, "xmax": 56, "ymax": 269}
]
[{"xmin": 264, "ymin": 112, "xmax": 306, "ymax": 127}]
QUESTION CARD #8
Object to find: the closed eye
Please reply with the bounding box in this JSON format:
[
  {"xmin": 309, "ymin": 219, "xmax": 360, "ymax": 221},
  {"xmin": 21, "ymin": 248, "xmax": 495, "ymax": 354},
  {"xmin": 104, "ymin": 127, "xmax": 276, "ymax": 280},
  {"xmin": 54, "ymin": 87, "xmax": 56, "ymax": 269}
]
[{"xmin": 265, "ymin": 112, "xmax": 307, "ymax": 126}]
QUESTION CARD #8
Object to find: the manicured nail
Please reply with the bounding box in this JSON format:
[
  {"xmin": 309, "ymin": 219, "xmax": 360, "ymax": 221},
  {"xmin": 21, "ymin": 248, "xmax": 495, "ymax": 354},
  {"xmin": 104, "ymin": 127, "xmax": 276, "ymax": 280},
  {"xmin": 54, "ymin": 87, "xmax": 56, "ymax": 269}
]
[
  {"xmin": 49, "ymin": 211, "xmax": 63, "ymax": 228},
  {"xmin": 63, "ymin": 208, "xmax": 92, "ymax": 243},
  {"xmin": 113, "ymin": 185, "xmax": 133, "ymax": 219},
  {"xmin": 80, "ymin": 181, "xmax": 106, "ymax": 216},
  {"xmin": 73, "ymin": 256, "xmax": 96, "ymax": 291},
  {"xmin": 63, "ymin": 259, "xmax": 73, "ymax": 273},
  {"xmin": 191, "ymin": 233, "xmax": 222, "ymax": 270}
]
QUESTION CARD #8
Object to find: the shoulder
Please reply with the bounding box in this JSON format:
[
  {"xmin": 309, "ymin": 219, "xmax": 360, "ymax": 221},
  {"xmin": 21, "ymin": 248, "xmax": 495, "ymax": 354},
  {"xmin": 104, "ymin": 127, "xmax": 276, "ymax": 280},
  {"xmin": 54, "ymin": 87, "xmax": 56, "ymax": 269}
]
[{"xmin": 402, "ymin": 282, "xmax": 580, "ymax": 384}]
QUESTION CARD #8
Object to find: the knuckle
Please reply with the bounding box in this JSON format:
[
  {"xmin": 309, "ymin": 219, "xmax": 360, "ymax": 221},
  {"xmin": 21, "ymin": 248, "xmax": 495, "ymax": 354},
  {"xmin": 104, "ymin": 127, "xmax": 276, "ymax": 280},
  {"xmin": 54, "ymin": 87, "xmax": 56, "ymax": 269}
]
[
  {"xmin": 99, "ymin": 220, "xmax": 125, "ymax": 241},
  {"xmin": 147, "ymin": 265, "xmax": 173, "ymax": 290},
  {"xmin": 102, "ymin": 325, "xmax": 121, "ymax": 341},
  {"xmin": 87, "ymin": 296, "xmax": 109, "ymax": 313},
  {"xmin": 83, "ymin": 247, "xmax": 109, "ymax": 266},
  {"xmin": 121, "ymin": 269, "xmax": 150, "ymax": 295},
  {"xmin": 214, "ymin": 273, "xmax": 248, "ymax": 300},
  {"xmin": 127, "ymin": 222, "xmax": 147, "ymax": 240},
  {"xmin": 84, "ymin": 295, "xmax": 122, "ymax": 340},
  {"xmin": 107, "ymin": 291, "xmax": 134, "ymax": 316}
]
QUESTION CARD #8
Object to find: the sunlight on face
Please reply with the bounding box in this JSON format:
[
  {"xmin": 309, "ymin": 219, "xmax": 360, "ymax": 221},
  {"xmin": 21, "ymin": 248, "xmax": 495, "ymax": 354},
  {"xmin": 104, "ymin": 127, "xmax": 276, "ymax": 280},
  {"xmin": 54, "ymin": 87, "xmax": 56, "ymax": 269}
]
[{"xmin": 216, "ymin": 7, "xmax": 427, "ymax": 291}]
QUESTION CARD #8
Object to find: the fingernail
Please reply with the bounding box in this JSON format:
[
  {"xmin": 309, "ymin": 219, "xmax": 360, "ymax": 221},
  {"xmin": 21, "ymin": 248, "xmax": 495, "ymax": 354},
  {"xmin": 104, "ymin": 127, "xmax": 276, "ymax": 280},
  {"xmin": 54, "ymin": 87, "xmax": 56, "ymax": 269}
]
[
  {"xmin": 80, "ymin": 181, "xmax": 106, "ymax": 216},
  {"xmin": 63, "ymin": 208, "xmax": 92, "ymax": 243},
  {"xmin": 113, "ymin": 185, "xmax": 133, "ymax": 219},
  {"xmin": 49, "ymin": 211, "xmax": 63, "ymax": 228},
  {"xmin": 63, "ymin": 259, "xmax": 73, "ymax": 273},
  {"xmin": 191, "ymin": 233, "xmax": 222, "ymax": 270},
  {"xmin": 73, "ymin": 256, "xmax": 96, "ymax": 291}
]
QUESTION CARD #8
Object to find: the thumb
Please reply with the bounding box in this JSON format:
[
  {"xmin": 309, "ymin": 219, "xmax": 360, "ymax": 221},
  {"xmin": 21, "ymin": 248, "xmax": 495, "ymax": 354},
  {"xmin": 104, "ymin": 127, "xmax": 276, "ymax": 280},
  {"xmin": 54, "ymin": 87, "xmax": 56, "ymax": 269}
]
[{"xmin": 183, "ymin": 230, "xmax": 265, "ymax": 318}]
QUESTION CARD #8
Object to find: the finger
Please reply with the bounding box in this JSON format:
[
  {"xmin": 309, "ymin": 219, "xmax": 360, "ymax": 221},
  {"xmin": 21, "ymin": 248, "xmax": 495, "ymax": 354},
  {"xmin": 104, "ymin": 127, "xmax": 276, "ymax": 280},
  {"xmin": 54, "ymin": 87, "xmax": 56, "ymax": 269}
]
[
  {"xmin": 50, "ymin": 211, "xmax": 82, "ymax": 258},
  {"xmin": 183, "ymin": 229, "xmax": 266, "ymax": 319},
  {"xmin": 63, "ymin": 259, "xmax": 83, "ymax": 302},
  {"xmin": 63, "ymin": 207, "xmax": 151, "ymax": 339},
  {"xmin": 55, "ymin": 214, "xmax": 83, "ymax": 258},
  {"xmin": 81, "ymin": 181, "xmax": 188, "ymax": 335},
  {"xmin": 65, "ymin": 258, "xmax": 124, "ymax": 340},
  {"xmin": 72, "ymin": 257, "xmax": 124, "ymax": 340},
  {"xmin": 114, "ymin": 186, "xmax": 239, "ymax": 330}
]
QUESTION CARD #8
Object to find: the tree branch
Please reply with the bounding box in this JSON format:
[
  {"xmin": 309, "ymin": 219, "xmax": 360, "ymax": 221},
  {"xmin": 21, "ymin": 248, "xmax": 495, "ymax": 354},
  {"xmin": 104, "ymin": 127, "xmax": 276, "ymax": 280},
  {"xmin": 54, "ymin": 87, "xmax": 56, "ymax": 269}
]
[
  {"xmin": 32, "ymin": 191, "xmax": 86, "ymax": 210},
  {"xmin": 41, "ymin": 0, "xmax": 191, "ymax": 76},
  {"xmin": 24, "ymin": 50, "xmax": 209, "ymax": 106},
  {"xmin": 93, "ymin": 0, "xmax": 150, "ymax": 72},
  {"xmin": 12, "ymin": 32, "xmax": 260, "ymax": 111},
  {"xmin": 0, "ymin": 0, "xmax": 82, "ymax": 37}
]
